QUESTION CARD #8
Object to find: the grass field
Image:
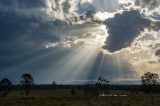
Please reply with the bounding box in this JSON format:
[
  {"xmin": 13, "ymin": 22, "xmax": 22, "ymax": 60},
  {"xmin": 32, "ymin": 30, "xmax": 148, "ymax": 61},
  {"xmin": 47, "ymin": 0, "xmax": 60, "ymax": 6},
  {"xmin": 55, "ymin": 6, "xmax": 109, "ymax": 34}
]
[{"xmin": 0, "ymin": 89, "xmax": 160, "ymax": 106}]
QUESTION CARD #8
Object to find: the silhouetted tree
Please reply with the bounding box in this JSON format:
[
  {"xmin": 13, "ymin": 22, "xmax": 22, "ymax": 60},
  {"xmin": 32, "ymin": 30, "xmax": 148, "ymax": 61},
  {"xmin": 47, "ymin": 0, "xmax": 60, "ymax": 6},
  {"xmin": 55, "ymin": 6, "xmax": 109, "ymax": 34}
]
[
  {"xmin": 0, "ymin": 78, "xmax": 12, "ymax": 98},
  {"xmin": 70, "ymin": 89, "xmax": 76, "ymax": 96},
  {"xmin": 141, "ymin": 72, "xmax": 159, "ymax": 85},
  {"xmin": 20, "ymin": 74, "xmax": 34, "ymax": 96},
  {"xmin": 95, "ymin": 77, "xmax": 110, "ymax": 95},
  {"xmin": 52, "ymin": 81, "xmax": 57, "ymax": 86},
  {"xmin": 51, "ymin": 81, "xmax": 57, "ymax": 89},
  {"xmin": 141, "ymin": 72, "xmax": 160, "ymax": 93}
]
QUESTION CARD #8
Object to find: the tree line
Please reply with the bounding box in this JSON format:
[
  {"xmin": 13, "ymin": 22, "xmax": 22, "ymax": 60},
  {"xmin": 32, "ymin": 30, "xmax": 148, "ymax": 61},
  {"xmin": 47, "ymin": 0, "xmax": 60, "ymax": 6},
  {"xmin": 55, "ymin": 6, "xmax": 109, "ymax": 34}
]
[{"xmin": 0, "ymin": 72, "xmax": 160, "ymax": 98}]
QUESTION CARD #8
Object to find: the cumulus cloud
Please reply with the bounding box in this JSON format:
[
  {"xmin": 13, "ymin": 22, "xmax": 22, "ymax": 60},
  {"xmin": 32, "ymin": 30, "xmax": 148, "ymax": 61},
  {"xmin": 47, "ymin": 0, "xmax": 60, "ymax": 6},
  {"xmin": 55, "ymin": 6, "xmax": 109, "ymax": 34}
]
[
  {"xmin": 0, "ymin": 0, "xmax": 113, "ymax": 56},
  {"xmin": 62, "ymin": 0, "xmax": 71, "ymax": 13},
  {"xmin": 134, "ymin": 0, "xmax": 160, "ymax": 10},
  {"xmin": 0, "ymin": 0, "xmax": 100, "ymax": 57},
  {"xmin": 0, "ymin": 0, "xmax": 78, "ymax": 22},
  {"xmin": 103, "ymin": 10, "xmax": 151, "ymax": 52},
  {"xmin": 0, "ymin": 13, "xmax": 63, "ymax": 56},
  {"xmin": 0, "ymin": 0, "xmax": 69, "ymax": 56}
]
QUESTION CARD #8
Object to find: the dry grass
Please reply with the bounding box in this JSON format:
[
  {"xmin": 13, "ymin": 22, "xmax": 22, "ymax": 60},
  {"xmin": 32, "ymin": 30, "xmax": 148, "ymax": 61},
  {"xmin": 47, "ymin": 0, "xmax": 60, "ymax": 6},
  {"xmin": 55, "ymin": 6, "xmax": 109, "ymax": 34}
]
[{"xmin": 0, "ymin": 90, "xmax": 160, "ymax": 106}]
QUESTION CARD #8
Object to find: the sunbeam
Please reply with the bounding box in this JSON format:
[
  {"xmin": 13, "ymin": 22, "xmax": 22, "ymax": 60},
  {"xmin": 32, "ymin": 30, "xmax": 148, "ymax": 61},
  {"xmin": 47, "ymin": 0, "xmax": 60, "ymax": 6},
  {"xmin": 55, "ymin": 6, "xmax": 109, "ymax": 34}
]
[
  {"xmin": 38, "ymin": 37, "xmax": 101, "ymax": 84},
  {"xmin": 96, "ymin": 53, "xmax": 140, "ymax": 84}
]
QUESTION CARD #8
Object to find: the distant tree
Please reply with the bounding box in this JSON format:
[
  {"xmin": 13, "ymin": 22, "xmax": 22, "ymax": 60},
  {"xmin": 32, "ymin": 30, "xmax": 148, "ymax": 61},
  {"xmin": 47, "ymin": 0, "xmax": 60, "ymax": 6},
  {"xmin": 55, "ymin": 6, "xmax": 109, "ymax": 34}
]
[
  {"xmin": 95, "ymin": 77, "xmax": 110, "ymax": 95},
  {"xmin": 20, "ymin": 74, "xmax": 34, "ymax": 96},
  {"xmin": 98, "ymin": 77, "xmax": 109, "ymax": 85},
  {"xmin": 51, "ymin": 81, "xmax": 57, "ymax": 89},
  {"xmin": 141, "ymin": 72, "xmax": 160, "ymax": 93},
  {"xmin": 70, "ymin": 89, "xmax": 76, "ymax": 96},
  {"xmin": 52, "ymin": 81, "xmax": 57, "ymax": 86},
  {"xmin": 141, "ymin": 72, "xmax": 159, "ymax": 85},
  {"xmin": 0, "ymin": 78, "xmax": 12, "ymax": 98}
]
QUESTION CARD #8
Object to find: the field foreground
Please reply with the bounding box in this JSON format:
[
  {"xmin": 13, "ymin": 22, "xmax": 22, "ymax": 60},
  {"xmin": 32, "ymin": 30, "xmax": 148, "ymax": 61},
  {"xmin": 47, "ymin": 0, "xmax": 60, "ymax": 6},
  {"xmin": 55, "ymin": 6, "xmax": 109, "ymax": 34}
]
[{"xmin": 0, "ymin": 90, "xmax": 160, "ymax": 106}]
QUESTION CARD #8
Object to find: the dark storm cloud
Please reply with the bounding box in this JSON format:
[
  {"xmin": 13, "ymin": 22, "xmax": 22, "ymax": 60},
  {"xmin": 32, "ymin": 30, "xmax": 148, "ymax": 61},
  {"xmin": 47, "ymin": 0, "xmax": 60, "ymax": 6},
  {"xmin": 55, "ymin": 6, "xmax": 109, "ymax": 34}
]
[
  {"xmin": 103, "ymin": 10, "xmax": 151, "ymax": 52},
  {"xmin": 17, "ymin": 0, "xmax": 46, "ymax": 8},
  {"xmin": 0, "ymin": 1, "xmax": 66, "ymax": 56},
  {"xmin": 135, "ymin": 0, "xmax": 159, "ymax": 10}
]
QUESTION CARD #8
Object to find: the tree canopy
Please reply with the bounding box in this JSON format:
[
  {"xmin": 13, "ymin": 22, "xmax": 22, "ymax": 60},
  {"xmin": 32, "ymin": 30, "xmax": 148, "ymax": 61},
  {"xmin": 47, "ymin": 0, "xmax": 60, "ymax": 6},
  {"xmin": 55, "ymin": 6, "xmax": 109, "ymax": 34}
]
[{"xmin": 141, "ymin": 72, "xmax": 159, "ymax": 85}]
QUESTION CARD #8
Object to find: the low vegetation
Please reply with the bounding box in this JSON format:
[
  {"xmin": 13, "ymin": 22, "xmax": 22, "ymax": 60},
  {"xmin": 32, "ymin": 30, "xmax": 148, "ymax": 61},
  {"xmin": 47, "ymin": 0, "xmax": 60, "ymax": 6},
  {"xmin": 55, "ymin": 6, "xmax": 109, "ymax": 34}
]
[{"xmin": 0, "ymin": 89, "xmax": 160, "ymax": 106}]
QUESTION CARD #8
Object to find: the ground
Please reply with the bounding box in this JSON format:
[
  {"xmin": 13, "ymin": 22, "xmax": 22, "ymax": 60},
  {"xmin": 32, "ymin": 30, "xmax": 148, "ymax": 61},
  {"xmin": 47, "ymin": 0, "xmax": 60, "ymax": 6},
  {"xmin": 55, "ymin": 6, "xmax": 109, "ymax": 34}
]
[{"xmin": 0, "ymin": 89, "xmax": 160, "ymax": 106}]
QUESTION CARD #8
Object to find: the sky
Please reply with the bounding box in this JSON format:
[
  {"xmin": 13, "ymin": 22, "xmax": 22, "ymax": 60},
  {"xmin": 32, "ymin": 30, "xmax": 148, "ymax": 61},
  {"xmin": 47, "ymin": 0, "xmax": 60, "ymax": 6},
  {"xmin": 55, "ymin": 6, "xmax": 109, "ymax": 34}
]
[{"xmin": 0, "ymin": 0, "xmax": 160, "ymax": 84}]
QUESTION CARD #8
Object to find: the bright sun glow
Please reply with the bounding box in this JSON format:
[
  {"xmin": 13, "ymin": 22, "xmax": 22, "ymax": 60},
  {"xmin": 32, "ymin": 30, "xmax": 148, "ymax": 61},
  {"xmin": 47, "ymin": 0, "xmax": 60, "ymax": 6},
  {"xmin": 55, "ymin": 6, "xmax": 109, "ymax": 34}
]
[
  {"xmin": 94, "ymin": 12, "xmax": 115, "ymax": 21},
  {"xmin": 94, "ymin": 25, "xmax": 108, "ymax": 46}
]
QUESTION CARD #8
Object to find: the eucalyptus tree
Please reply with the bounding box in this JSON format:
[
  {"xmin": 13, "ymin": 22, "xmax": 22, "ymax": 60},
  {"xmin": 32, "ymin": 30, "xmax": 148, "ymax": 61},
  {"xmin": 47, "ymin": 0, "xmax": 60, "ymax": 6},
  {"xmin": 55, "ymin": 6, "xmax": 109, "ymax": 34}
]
[
  {"xmin": 141, "ymin": 72, "xmax": 160, "ymax": 93},
  {"xmin": 95, "ymin": 77, "xmax": 110, "ymax": 95},
  {"xmin": 20, "ymin": 74, "xmax": 34, "ymax": 96},
  {"xmin": 0, "ymin": 78, "xmax": 12, "ymax": 98}
]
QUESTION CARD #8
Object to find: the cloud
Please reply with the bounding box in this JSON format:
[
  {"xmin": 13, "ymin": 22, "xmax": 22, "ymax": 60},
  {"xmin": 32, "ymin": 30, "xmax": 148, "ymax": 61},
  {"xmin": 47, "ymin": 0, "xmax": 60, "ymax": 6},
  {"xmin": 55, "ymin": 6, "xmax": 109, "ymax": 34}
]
[
  {"xmin": 0, "ymin": 0, "xmax": 99, "ymax": 57},
  {"xmin": 91, "ymin": 0, "xmax": 119, "ymax": 12},
  {"xmin": 0, "ymin": 0, "xmax": 53, "ymax": 21},
  {"xmin": 155, "ymin": 48, "xmax": 160, "ymax": 57},
  {"xmin": 0, "ymin": 0, "xmax": 46, "ymax": 8},
  {"xmin": 0, "ymin": 6, "xmax": 65, "ymax": 56},
  {"xmin": 134, "ymin": 0, "xmax": 160, "ymax": 10},
  {"xmin": 103, "ymin": 10, "xmax": 151, "ymax": 52},
  {"xmin": 0, "ymin": 0, "xmax": 47, "ymax": 12},
  {"xmin": 62, "ymin": 0, "xmax": 72, "ymax": 14},
  {"xmin": 131, "ymin": 59, "xmax": 160, "ymax": 76},
  {"xmin": 0, "ymin": 0, "xmax": 78, "ymax": 21},
  {"xmin": 151, "ymin": 21, "xmax": 160, "ymax": 31}
]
